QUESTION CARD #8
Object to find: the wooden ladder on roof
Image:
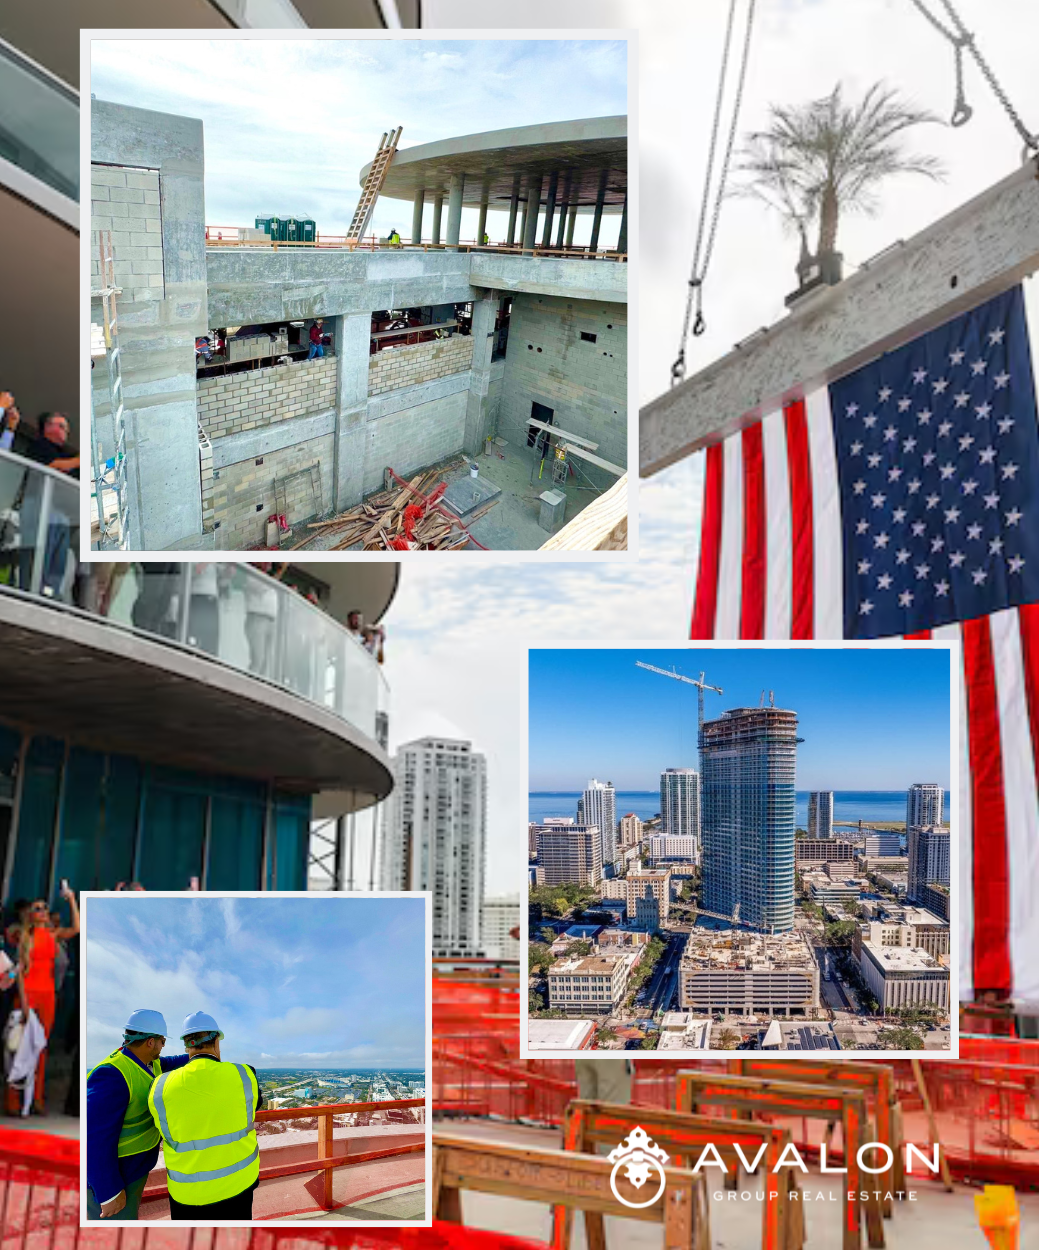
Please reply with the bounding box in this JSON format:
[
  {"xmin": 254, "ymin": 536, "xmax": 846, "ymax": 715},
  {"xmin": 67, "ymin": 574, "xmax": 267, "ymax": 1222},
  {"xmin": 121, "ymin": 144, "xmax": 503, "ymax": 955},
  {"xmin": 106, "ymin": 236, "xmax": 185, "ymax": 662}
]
[{"xmin": 346, "ymin": 126, "xmax": 403, "ymax": 244}]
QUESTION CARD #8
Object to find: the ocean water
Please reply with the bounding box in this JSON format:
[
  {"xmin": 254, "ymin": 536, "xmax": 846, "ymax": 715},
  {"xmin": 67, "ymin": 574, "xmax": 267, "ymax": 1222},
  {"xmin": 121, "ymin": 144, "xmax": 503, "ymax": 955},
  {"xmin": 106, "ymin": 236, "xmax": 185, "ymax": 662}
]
[{"xmin": 529, "ymin": 790, "xmax": 951, "ymax": 827}]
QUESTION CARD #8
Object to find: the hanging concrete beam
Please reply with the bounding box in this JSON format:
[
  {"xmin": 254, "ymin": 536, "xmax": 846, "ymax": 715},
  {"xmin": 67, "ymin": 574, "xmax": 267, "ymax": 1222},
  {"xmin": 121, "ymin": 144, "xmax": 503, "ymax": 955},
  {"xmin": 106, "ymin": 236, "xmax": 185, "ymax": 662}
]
[
  {"xmin": 446, "ymin": 172, "xmax": 464, "ymax": 250},
  {"xmin": 641, "ymin": 158, "xmax": 1039, "ymax": 477},
  {"xmin": 589, "ymin": 167, "xmax": 609, "ymax": 251},
  {"xmin": 476, "ymin": 181, "xmax": 489, "ymax": 245},
  {"xmin": 411, "ymin": 189, "xmax": 424, "ymax": 245},
  {"xmin": 431, "ymin": 193, "xmax": 443, "ymax": 246},
  {"xmin": 555, "ymin": 170, "xmax": 573, "ymax": 249},
  {"xmin": 522, "ymin": 172, "xmax": 542, "ymax": 254},
  {"xmin": 541, "ymin": 170, "xmax": 558, "ymax": 248},
  {"xmin": 506, "ymin": 173, "xmax": 521, "ymax": 245}
]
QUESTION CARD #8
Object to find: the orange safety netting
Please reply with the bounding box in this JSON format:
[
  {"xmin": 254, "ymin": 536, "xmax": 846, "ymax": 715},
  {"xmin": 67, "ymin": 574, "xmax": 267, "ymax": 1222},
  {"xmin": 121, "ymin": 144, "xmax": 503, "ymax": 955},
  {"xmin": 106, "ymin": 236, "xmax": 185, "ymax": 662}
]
[{"xmin": 431, "ymin": 972, "xmax": 1039, "ymax": 1190}]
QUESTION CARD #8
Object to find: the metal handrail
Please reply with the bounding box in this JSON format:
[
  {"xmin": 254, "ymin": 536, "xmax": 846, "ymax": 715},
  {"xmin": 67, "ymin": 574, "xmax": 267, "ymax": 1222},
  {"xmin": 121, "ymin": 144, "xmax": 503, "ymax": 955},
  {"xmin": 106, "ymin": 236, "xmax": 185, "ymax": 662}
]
[
  {"xmin": 205, "ymin": 230, "xmax": 626, "ymax": 261},
  {"xmin": 0, "ymin": 547, "xmax": 388, "ymax": 746}
]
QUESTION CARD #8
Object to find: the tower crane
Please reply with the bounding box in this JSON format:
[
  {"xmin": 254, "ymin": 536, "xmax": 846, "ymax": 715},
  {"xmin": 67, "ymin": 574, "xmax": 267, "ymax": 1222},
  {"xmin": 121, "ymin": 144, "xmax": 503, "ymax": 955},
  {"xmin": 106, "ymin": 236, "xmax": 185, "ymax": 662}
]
[{"xmin": 634, "ymin": 661, "xmax": 723, "ymax": 729}]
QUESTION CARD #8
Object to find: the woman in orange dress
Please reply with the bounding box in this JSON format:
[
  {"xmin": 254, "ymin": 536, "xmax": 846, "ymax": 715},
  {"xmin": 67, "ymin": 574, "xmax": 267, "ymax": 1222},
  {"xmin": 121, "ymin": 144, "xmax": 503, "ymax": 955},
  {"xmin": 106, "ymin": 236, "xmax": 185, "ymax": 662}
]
[{"xmin": 6, "ymin": 886, "xmax": 78, "ymax": 1114}]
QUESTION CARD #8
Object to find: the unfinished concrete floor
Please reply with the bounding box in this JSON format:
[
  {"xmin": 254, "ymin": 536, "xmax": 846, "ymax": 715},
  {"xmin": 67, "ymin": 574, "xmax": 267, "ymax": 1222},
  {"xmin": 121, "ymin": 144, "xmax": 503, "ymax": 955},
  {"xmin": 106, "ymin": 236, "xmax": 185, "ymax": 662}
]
[
  {"xmin": 292, "ymin": 440, "xmax": 610, "ymax": 551},
  {"xmin": 437, "ymin": 1120, "xmax": 1039, "ymax": 1248}
]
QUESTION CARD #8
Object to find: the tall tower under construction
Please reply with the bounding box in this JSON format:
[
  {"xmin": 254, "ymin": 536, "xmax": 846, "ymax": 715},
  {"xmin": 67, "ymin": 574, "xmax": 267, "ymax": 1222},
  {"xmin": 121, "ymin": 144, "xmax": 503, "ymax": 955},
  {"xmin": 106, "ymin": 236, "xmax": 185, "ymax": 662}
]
[{"xmin": 700, "ymin": 704, "xmax": 799, "ymax": 933}]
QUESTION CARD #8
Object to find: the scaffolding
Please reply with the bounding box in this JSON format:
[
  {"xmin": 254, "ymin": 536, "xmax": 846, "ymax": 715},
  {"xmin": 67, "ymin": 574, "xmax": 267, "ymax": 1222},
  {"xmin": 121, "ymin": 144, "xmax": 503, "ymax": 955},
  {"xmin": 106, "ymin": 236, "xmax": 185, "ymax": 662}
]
[{"xmin": 90, "ymin": 231, "xmax": 131, "ymax": 549}]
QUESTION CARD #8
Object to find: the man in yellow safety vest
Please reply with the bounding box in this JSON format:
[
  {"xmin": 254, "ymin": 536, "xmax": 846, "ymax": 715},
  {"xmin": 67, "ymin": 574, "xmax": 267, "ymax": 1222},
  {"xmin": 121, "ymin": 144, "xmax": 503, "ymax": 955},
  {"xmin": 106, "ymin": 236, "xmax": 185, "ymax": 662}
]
[
  {"xmin": 148, "ymin": 1011, "xmax": 264, "ymax": 1220},
  {"xmin": 86, "ymin": 1009, "xmax": 190, "ymax": 1219}
]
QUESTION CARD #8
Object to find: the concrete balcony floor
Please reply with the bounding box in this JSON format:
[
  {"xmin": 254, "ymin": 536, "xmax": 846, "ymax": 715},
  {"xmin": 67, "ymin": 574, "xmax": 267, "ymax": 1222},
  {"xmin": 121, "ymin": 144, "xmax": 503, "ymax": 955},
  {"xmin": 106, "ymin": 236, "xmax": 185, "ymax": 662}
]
[{"xmin": 437, "ymin": 1120, "xmax": 1039, "ymax": 1249}]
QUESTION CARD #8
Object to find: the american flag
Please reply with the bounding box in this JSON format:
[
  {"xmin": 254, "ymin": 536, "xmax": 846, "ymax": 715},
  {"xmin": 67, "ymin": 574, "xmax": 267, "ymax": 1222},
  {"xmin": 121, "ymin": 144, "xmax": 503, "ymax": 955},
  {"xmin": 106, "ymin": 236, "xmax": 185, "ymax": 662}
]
[{"xmin": 690, "ymin": 283, "xmax": 1039, "ymax": 1003}]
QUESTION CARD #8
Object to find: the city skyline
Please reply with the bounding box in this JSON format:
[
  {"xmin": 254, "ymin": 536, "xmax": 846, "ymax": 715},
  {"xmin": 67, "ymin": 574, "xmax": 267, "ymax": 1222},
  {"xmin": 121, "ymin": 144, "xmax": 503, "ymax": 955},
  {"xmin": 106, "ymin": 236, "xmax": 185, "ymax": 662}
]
[
  {"xmin": 529, "ymin": 648, "xmax": 953, "ymax": 790},
  {"xmin": 85, "ymin": 896, "xmax": 427, "ymax": 1070}
]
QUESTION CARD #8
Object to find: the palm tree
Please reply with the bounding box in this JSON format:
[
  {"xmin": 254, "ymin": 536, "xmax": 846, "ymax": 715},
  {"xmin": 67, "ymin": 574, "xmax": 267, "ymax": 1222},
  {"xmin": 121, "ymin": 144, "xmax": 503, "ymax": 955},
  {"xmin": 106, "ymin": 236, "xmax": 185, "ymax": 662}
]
[{"xmin": 737, "ymin": 82, "xmax": 944, "ymax": 285}]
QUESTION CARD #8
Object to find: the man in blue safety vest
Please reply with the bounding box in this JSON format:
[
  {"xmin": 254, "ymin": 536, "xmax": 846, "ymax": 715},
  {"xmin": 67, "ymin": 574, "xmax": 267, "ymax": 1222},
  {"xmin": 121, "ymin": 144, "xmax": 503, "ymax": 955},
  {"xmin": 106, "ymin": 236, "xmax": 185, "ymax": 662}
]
[
  {"xmin": 148, "ymin": 1011, "xmax": 265, "ymax": 1220},
  {"xmin": 86, "ymin": 1009, "xmax": 190, "ymax": 1220}
]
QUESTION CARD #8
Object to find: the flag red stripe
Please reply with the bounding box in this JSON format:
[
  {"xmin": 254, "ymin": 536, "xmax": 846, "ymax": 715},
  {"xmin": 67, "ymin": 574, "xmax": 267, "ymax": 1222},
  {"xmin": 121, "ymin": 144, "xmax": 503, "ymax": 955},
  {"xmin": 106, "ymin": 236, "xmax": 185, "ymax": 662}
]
[
  {"xmin": 904, "ymin": 630, "xmax": 932, "ymax": 639},
  {"xmin": 1018, "ymin": 604, "xmax": 1039, "ymax": 784},
  {"xmin": 784, "ymin": 400, "xmax": 814, "ymax": 640},
  {"xmin": 740, "ymin": 422, "xmax": 766, "ymax": 639},
  {"xmin": 962, "ymin": 615, "xmax": 1013, "ymax": 997},
  {"xmin": 690, "ymin": 442, "xmax": 725, "ymax": 639}
]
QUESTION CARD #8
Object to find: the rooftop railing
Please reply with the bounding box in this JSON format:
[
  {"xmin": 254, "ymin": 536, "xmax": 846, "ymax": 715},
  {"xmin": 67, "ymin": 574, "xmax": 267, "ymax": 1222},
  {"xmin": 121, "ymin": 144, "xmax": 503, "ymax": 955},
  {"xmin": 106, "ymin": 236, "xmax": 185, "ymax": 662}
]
[
  {"xmin": 0, "ymin": 505, "xmax": 388, "ymax": 745},
  {"xmin": 205, "ymin": 227, "xmax": 626, "ymax": 261}
]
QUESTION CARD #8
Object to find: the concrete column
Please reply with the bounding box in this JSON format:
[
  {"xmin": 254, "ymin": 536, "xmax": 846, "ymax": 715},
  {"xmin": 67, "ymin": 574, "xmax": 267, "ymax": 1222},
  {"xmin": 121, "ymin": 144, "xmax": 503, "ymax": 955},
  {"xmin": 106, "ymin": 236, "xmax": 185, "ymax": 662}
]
[
  {"xmin": 522, "ymin": 173, "xmax": 542, "ymax": 254},
  {"xmin": 463, "ymin": 293, "xmax": 500, "ymax": 455},
  {"xmin": 589, "ymin": 167, "xmax": 609, "ymax": 252},
  {"xmin": 476, "ymin": 182, "xmax": 489, "ymax": 247},
  {"xmin": 617, "ymin": 189, "xmax": 627, "ymax": 255},
  {"xmin": 411, "ymin": 189, "xmax": 424, "ymax": 245},
  {"xmin": 555, "ymin": 171, "xmax": 573, "ymax": 249},
  {"xmin": 446, "ymin": 172, "xmax": 464, "ymax": 250},
  {"xmin": 332, "ymin": 312, "xmax": 373, "ymax": 512},
  {"xmin": 506, "ymin": 173, "xmax": 521, "ymax": 246},
  {"xmin": 431, "ymin": 193, "xmax": 443, "ymax": 246},
  {"xmin": 566, "ymin": 203, "xmax": 578, "ymax": 248},
  {"xmin": 540, "ymin": 170, "xmax": 558, "ymax": 248}
]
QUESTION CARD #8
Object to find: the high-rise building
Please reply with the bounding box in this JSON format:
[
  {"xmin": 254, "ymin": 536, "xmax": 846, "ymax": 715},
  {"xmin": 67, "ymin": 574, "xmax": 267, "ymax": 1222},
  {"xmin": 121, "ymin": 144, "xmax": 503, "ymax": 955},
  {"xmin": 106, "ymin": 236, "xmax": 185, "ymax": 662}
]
[
  {"xmin": 647, "ymin": 835, "xmax": 697, "ymax": 863},
  {"xmin": 619, "ymin": 813, "xmax": 644, "ymax": 847},
  {"xmin": 863, "ymin": 830, "xmax": 903, "ymax": 857},
  {"xmin": 625, "ymin": 870, "xmax": 672, "ymax": 930},
  {"xmin": 381, "ymin": 737, "xmax": 487, "ymax": 958},
  {"xmin": 660, "ymin": 768, "xmax": 701, "ymax": 845},
  {"xmin": 532, "ymin": 824, "xmax": 603, "ymax": 886},
  {"xmin": 906, "ymin": 784, "xmax": 944, "ymax": 830},
  {"xmin": 482, "ymin": 895, "xmax": 520, "ymax": 961},
  {"xmin": 807, "ymin": 791, "xmax": 834, "ymax": 839},
  {"xmin": 908, "ymin": 824, "xmax": 950, "ymax": 902},
  {"xmin": 582, "ymin": 779, "xmax": 618, "ymax": 872},
  {"xmin": 700, "ymin": 705, "xmax": 798, "ymax": 933}
]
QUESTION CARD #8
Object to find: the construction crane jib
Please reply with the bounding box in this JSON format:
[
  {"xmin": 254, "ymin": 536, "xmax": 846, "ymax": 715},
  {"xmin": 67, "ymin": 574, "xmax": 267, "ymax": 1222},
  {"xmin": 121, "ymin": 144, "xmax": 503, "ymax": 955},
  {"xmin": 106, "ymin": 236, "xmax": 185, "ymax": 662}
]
[{"xmin": 634, "ymin": 661, "xmax": 723, "ymax": 729}]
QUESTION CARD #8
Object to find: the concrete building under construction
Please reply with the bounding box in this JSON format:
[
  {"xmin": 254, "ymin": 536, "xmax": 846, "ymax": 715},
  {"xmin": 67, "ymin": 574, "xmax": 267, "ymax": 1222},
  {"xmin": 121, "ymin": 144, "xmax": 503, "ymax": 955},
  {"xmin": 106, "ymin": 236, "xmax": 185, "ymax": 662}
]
[{"xmin": 89, "ymin": 104, "xmax": 627, "ymax": 553}]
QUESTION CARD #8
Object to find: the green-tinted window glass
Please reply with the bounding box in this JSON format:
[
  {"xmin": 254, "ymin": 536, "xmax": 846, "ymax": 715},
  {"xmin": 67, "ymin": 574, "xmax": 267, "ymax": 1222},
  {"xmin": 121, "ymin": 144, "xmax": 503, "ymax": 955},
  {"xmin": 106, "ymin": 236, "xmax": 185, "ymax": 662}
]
[
  {"xmin": 273, "ymin": 792, "xmax": 311, "ymax": 891},
  {"xmin": 207, "ymin": 780, "xmax": 265, "ymax": 891},
  {"xmin": 99, "ymin": 755, "xmax": 142, "ymax": 888},
  {"xmin": 0, "ymin": 723, "xmax": 22, "ymax": 804},
  {"xmin": 52, "ymin": 748, "xmax": 104, "ymax": 898},
  {"xmin": 8, "ymin": 736, "xmax": 64, "ymax": 903},
  {"xmin": 137, "ymin": 767, "xmax": 206, "ymax": 890}
]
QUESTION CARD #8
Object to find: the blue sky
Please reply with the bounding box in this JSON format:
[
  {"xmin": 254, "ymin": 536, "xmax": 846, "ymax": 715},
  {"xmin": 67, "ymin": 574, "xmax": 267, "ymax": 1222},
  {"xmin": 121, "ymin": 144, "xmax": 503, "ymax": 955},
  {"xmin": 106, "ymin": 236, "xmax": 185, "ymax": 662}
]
[
  {"xmin": 85, "ymin": 896, "xmax": 426, "ymax": 1070},
  {"xmin": 89, "ymin": 38, "xmax": 626, "ymax": 244},
  {"xmin": 528, "ymin": 647, "xmax": 952, "ymax": 791}
]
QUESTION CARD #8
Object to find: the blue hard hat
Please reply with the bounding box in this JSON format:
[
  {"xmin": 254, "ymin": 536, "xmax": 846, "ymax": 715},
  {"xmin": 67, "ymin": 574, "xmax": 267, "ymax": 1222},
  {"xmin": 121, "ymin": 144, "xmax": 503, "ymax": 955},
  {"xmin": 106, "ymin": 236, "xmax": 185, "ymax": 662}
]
[
  {"xmin": 181, "ymin": 1010, "xmax": 224, "ymax": 1041},
  {"xmin": 126, "ymin": 1009, "xmax": 167, "ymax": 1036}
]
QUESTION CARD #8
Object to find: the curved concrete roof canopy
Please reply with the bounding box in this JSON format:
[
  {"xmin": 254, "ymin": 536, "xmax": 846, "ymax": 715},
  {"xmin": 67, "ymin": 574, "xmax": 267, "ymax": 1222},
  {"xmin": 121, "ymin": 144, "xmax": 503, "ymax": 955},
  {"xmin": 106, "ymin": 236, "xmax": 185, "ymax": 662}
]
[{"xmin": 363, "ymin": 116, "xmax": 627, "ymax": 215}]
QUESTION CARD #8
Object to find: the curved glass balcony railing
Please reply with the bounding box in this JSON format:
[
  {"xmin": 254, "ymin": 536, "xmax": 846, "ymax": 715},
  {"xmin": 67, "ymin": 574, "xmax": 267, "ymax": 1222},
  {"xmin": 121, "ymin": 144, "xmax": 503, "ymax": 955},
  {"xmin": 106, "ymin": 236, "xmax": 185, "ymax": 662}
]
[
  {"xmin": 0, "ymin": 38, "xmax": 78, "ymax": 204},
  {"xmin": 0, "ymin": 448, "xmax": 387, "ymax": 746}
]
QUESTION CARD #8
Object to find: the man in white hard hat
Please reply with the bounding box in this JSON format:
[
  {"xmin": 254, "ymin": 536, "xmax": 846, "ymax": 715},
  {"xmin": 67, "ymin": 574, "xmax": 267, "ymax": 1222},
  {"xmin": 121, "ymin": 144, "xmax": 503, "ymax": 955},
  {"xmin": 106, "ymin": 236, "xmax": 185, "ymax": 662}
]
[
  {"xmin": 148, "ymin": 1011, "xmax": 265, "ymax": 1220},
  {"xmin": 86, "ymin": 1009, "xmax": 190, "ymax": 1220}
]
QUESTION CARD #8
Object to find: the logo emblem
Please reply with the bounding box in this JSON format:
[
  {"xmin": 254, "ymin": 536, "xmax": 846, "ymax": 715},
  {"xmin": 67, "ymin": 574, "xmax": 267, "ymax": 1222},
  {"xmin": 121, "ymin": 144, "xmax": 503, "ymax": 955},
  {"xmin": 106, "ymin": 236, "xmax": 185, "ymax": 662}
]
[{"xmin": 607, "ymin": 1126, "xmax": 669, "ymax": 1209}]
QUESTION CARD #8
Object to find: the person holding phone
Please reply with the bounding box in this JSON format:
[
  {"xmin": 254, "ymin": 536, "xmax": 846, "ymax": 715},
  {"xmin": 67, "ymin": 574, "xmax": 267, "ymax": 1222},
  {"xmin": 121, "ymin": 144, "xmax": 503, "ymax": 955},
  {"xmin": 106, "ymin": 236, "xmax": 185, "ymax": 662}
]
[
  {"xmin": 6, "ymin": 884, "xmax": 79, "ymax": 1114},
  {"xmin": 0, "ymin": 394, "xmax": 19, "ymax": 450}
]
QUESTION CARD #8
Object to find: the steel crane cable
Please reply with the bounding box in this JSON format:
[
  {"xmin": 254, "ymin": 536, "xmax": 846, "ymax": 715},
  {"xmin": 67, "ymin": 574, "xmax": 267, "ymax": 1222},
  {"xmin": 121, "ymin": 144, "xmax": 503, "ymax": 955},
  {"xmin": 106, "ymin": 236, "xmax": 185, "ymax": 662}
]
[
  {"xmin": 907, "ymin": 0, "xmax": 1038, "ymax": 151},
  {"xmin": 672, "ymin": 0, "xmax": 758, "ymax": 389}
]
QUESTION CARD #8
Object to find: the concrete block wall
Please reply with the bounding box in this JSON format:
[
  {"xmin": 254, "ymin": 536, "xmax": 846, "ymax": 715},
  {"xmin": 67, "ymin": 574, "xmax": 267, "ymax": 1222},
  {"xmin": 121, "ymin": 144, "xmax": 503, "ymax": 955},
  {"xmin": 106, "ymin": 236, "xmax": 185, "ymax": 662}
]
[
  {"xmin": 363, "ymin": 390, "xmax": 468, "ymax": 495},
  {"xmin": 90, "ymin": 165, "xmax": 164, "ymax": 304},
  {"xmin": 197, "ymin": 357, "xmax": 336, "ymax": 440},
  {"xmin": 204, "ymin": 433, "xmax": 333, "ymax": 549},
  {"xmin": 498, "ymin": 293, "xmax": 627, "ymax": 490},
  {"xmin": 367, "ymin": 335, "xmax": 473, "ymax": 397}
]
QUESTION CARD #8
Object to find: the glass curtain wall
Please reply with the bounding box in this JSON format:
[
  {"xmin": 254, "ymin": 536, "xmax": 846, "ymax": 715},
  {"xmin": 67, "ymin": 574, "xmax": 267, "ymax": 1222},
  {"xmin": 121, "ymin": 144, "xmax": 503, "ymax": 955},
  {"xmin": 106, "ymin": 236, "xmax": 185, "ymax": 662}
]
[{"xmin": 0, "ymin": 727, "xmax": 310, "ymax": 902}]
